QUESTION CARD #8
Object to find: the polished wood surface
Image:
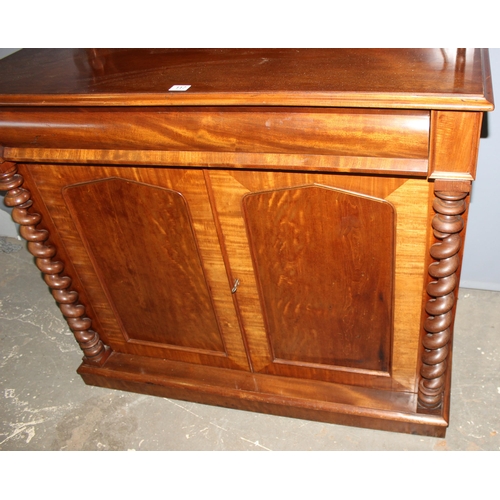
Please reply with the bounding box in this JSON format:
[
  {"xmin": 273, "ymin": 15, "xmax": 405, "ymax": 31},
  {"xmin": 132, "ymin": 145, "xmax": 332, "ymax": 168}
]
[
  {"xmin": 0, "ymin": 49, "xmax": 494, "ymax": 436},
  {"xmin": 0, "ymin": 49, "xmax": 494, "ymax": 110},
  {"xmin": 208, "ymin": 170, "xmax": 430, "ymax": 391},
  {"xmin": 0, "ymin": 107, "xmax": 430, "ymax": 158},
  {"xmin": 78, "ymin": 352, "xmax": 448, "ymax": 437},
  {"xmin": 429, "ymin": 111, "xmax": 483, "ymax": 180},
  {"xmin": 419, "ymin": 186, "xmax": 469, "ymax": 409},
  {"xmin": 242, "ymin": 185, "xmax": 394, "ymax": 372},
  {"xmin": 0, "ymin": 163, "xmax": 110, "ymax": 366},
  {"xmin": 23, "ymin": 164, "xmax": 250, "ymax": 370},
  {"xmin": 2, "ymin": 147, "xmax": 429, "ymax": 176},
  {"xmin": 63, "ymin": 178, "xmax": 225, "ymax": 351}
]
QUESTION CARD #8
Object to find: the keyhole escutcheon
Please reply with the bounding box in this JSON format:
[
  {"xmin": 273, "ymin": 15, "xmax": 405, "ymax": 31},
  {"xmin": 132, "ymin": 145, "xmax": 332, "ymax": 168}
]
[{"xmin": 231, "ymin": 278, "xmax": 240, "ymax": 294}]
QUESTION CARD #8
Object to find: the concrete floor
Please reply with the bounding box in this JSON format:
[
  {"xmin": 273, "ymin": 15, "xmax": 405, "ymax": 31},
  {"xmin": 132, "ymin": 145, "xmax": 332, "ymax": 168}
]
[{"xmin": 1, "ymin": 235, "xmax": 500, "ymax": 451}]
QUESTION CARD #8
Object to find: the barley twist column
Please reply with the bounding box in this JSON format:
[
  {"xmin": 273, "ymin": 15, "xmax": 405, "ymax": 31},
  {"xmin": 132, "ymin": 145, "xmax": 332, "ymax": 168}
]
[
  {"xmin": 418, "ymin": 186, "xmax": 468, "ymax": 409},
  {"xmin": 0, "ymin": 162, "xmax": 111, "ymax": 366}
]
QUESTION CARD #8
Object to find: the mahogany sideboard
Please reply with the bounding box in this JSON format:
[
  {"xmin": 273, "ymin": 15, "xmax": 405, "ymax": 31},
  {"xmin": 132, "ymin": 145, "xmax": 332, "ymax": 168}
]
[{"xmin": 0, "ymin": 49, "xmax": 494, "ymax": 437}]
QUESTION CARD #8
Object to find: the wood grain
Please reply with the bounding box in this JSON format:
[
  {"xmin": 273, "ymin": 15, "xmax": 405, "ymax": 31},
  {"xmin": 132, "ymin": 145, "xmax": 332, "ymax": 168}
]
[
  {"xmin": 429, "ymin": 111, "xmax": 483, "ymax": 179},
  {"xmin": 0, "ymin": 162, "xmax": 111, "ymax": 365},
  {"xmin": 25, "ymin": 164, "xmax": 250, "ymax": 371},
  {"xmin": 0, "ymin": 49, "xmax": 493, "ymax": 110},
  {"xmin": 0, "ymin": 107, "xmax": 429, "ymax": 159},
  {"xmin": 386, "ymin": 179, "xmax": 432, "ymax": 392},
  {"xmin": 2, "ymin": 147, "xmax": 429, "ymax": 176},
  {"xmin": 242, "ymin": 185, "xmax": 394, "ymax": 373},
  {"xmin": 78, "ymin": 351, "xmax": 448, "ymax": 437},
  {"xmin": 207, "ymin": 170, "xmax": 431, "ymax": 391},
  {"xmin": 63, "ymin": 178, "xmax": 225, "ymax": 352},
  {"xmin": 0, "ymin": 48, "xmax": 491, "ymax": 436}
]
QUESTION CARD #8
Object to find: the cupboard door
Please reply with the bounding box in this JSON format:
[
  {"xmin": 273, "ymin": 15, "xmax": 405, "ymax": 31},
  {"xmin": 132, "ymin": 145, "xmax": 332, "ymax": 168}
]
[
  {"xmin": 25, "ymin": 164, "xmax": 249, "ymax": 371},
  {"xmin": 208, "ymin": 170, "xmax": 431, "ymax": 391}
]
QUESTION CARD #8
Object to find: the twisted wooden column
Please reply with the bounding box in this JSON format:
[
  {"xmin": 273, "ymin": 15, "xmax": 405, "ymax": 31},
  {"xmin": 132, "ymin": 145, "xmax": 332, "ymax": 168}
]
[
  {"xmin": 418, "ymin": 186, "xmax": 468, "ymax": 409},
  {"xmin": 0, "ymin": 162, "xmax": 111, "ymax": 366}
]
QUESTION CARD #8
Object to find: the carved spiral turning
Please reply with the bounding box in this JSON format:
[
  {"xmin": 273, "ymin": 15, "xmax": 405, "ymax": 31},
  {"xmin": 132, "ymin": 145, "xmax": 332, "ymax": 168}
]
[
  {"xmin": 0, "ymin": 163, "xmax": 111, "ymax": 365},
  {"xmin": 418, "ymin": 190, "xmax": 467, "ymax": 409}
]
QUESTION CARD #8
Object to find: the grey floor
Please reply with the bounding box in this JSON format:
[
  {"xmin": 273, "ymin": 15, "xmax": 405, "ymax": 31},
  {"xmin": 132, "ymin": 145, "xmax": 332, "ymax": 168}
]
[{"xmin": 1, "ymin": 235, "xmax": 500, "ymax": 451}]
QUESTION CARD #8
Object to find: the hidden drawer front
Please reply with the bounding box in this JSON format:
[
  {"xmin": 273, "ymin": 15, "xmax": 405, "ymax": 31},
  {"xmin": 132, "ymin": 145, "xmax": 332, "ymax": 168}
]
[{"xmin": 0, "ymin": 106, "xmax": 429, "ymax": 159}]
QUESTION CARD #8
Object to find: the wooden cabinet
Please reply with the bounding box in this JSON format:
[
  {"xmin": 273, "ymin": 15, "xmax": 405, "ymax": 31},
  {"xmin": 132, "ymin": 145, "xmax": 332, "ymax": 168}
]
[{"xmin": 0, "ymin": 49, "xmax": 494, "ymax": 436}]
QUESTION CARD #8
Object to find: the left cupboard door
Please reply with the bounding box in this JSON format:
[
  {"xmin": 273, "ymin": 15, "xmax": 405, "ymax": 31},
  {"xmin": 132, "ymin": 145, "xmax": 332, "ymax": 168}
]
[{"xmin": 22, "ymin": 164, "xmax": 250, "ymax": 371}]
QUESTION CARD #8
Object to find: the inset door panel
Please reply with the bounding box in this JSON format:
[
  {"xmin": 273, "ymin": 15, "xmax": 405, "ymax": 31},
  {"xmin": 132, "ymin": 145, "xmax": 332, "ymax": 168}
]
[
  {"xmin": 63, "ymin": 178, "xmax": 225, "ymax": 352},
  {"xmin": 242, "ymin": 185, "xmax": 394, "ymax": 373}
]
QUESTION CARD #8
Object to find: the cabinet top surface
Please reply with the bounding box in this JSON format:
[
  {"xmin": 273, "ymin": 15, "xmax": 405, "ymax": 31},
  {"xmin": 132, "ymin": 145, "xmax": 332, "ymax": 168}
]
[{"xmin": 0, "ymin": 48, "xmax": 494, "ymax": 110}]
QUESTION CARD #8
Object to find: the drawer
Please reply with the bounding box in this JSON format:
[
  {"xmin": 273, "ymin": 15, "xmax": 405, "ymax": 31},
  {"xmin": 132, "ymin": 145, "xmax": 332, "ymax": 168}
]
[{"xmin": 0, "ymin": 106, "xmax": 429, "ymax": 159}]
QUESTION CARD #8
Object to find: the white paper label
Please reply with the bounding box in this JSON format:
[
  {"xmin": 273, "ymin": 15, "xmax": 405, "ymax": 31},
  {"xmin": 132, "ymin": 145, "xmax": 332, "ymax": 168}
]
[{"xmin": 168, "ymin": 85, "xmax": 191, "ymax": 91}]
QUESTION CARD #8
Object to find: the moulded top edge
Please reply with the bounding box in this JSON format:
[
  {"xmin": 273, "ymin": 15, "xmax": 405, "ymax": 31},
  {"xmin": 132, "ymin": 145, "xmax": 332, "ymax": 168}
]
[{"xmin": 0, "ymin": 91, "xmax": 494, "ymax": 111}]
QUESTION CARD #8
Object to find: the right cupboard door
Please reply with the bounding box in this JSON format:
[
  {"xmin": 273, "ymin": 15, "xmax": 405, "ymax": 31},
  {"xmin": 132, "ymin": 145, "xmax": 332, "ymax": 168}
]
[{"xmin": 207, "ymin": 170, "xmax": 432, "ymax": 393}]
